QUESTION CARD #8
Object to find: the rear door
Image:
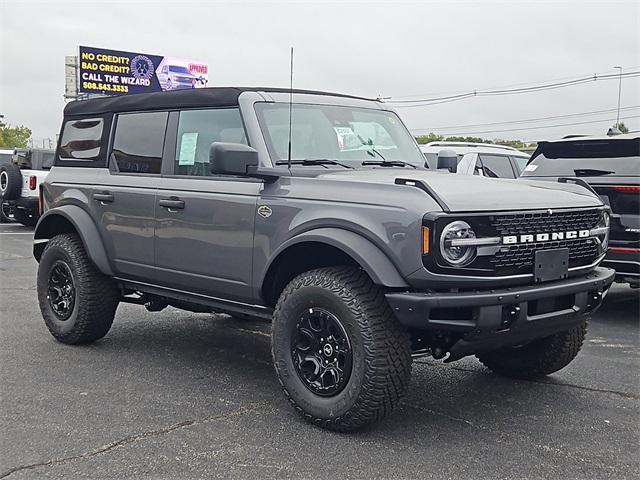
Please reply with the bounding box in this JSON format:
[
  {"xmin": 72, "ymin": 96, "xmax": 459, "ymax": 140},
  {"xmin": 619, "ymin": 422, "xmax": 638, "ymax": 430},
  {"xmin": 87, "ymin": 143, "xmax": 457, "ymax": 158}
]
[
  {"xmin": 154, "ymin": 108, "xmax": 260, "ymax": 302},
  {"xmin": 91, "ymin": 111, "xmax": 169, "ymax": 280}
]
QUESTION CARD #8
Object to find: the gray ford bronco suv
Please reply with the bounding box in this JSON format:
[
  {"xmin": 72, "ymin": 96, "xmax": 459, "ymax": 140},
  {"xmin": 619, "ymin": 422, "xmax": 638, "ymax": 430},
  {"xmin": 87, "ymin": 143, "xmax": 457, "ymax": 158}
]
[{"xmin": 34, "ymin": 87, "xmax": 614, "ymax": 431}]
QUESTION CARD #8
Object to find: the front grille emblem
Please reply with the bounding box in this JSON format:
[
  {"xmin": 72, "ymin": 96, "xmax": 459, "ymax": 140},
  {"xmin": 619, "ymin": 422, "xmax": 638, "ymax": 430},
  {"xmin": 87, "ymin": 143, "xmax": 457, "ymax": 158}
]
[{"xmin": 547, "ymin": 209, "xmax": 553, "ymax": 215}]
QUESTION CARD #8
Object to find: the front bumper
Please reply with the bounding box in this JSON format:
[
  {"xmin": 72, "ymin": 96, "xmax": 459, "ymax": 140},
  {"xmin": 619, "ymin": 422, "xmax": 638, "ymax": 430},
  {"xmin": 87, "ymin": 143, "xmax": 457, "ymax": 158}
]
[{"xmin": 386, "ymin": 267, "xmax": 615, "ymax": 361}]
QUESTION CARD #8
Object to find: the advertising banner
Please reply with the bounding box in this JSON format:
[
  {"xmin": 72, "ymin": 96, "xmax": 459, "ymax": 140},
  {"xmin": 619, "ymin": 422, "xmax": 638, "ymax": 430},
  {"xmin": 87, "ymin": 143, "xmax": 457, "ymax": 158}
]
[{"xmin": 78, "ymin": 46, "xmax": 209, "ymax": 96}]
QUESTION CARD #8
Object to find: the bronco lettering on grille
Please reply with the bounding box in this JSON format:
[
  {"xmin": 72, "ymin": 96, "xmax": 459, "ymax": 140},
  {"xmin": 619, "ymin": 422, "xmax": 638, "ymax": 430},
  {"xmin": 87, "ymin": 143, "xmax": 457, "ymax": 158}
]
[{"xmin": 502, "ymin": 229, "xmax": 590, "ymax": 245}]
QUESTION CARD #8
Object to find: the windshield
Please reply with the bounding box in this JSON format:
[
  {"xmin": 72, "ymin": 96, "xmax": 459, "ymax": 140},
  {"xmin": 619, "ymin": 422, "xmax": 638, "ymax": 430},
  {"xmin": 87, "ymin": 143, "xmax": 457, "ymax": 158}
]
[
  {"xmin": 255, "ymin": 103, "xmax": 425, "ymax": 167},
  {"xmin": 169, "ymin": 66, "xmax": 191, "ymax": 74}
]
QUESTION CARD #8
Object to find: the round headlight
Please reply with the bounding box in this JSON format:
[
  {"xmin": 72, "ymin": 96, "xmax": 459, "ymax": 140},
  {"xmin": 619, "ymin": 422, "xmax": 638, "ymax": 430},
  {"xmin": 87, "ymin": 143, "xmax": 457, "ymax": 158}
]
[{"xmin": 440, "ymin": 220, "xmax": 477, "ymax": 266}]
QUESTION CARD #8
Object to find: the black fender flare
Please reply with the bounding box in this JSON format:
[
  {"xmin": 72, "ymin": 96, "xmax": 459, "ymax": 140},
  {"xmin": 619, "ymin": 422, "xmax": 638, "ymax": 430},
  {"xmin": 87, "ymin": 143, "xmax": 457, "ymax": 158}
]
[
  {"xmin": 263, "ymin": 227, "xmax": 408, "ymax": 288},
  {"xmin": 33, "ymin": 205, "xmax": 113, "ymax": 276}
]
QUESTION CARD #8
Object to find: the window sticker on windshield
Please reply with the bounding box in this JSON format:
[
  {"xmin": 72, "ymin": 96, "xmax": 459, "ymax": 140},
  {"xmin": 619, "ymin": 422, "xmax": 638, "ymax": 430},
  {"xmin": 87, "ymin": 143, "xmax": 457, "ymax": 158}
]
[
  {"xmin": 524, "ymin": 164, "xmax": 538, "ymax": 172},
  {"xmin": 178, "ymin": 132, "xmax": 198, "ymax": 165},
  {"xmin": 334, "ymin": 126, "xmax": 359, "ymax": 150}
]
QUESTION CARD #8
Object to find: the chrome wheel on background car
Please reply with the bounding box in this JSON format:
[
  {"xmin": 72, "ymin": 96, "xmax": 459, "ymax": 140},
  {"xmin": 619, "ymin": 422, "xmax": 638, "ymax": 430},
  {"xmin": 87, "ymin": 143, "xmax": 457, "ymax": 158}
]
[
  {"xmin": 292, "ymin": 307, "xmax": 353, "ymax": 397},
  {"xmin": 0, "ymin": 170, "xmax": 7, "ymax": 193}
]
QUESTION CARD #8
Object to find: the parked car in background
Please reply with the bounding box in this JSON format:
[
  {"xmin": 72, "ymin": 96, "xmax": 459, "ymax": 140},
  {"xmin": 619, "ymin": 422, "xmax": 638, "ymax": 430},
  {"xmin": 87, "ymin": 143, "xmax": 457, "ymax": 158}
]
[
  {"xmin": 0, "ymin": 148, "xmax": 53, "ymax": 226},
  {"xmin": 521, "ymin": 134, "xmax": 639, "ymax": 287},
  {"xmin": 420, "ymin": 141, "xmax": 530, "ymax": 177},
  {"xmin": 0, "ymin": 149, "xmax": 15, "ymax": 222}
]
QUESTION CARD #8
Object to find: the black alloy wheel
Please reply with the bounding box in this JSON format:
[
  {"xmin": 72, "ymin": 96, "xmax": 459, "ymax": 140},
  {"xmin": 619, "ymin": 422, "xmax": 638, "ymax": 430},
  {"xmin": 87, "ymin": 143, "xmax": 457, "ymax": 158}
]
[
  {"xmin": 47, "ymin": 260, "xmax": 76, "ymax": 320},
  {"xmin": 292, "ymin": 307, "xmax": 353, "ymax": 397}
]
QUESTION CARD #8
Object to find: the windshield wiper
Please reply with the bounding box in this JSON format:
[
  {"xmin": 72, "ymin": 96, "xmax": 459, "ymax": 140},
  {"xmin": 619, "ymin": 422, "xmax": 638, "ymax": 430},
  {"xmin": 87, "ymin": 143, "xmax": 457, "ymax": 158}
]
[
  {"xmin": 361, "ymin": 159, "xmax": 417, "ymax": 168},
  {"xmin": 275, "ymin": 159, "xmax": 353, "ymax": 169},
  {"xmin": 357, "ymin": 134, "xmax": 388, "ymax": 162},
  {"xmin": 574, "ymin": 168, "xmax": 615, "ymax": 176}
]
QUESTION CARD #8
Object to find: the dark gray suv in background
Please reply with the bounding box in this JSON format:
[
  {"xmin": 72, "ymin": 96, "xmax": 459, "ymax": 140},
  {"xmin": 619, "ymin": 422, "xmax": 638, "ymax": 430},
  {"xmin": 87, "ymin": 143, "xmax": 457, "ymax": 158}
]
[{"xmin": 34, "ymin": 87, "xmax": 614, "ymax": 431}]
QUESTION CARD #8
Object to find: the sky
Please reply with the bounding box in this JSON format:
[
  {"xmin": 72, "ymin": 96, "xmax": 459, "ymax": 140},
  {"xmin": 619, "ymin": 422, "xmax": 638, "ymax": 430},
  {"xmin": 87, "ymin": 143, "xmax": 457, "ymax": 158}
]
[{"xmin": 1, "ymin": 0, "xmax": 639, "ymax": 146}]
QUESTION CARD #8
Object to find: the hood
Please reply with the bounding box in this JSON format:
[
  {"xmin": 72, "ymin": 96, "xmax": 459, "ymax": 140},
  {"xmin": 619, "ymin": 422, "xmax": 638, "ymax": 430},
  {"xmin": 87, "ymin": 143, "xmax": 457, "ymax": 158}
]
[{"xmin": 316, "ymin": 169, "xmax": 603, "ymax": 212}]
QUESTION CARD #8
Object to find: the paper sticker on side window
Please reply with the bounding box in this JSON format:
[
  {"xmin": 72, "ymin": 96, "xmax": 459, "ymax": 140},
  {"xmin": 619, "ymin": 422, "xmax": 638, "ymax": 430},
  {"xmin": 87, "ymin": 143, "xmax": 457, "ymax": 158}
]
[
  {"xmin": 178, "ymin": 132, "xmax": 198, "ymax": 165},
  {"xmin": 524, "ymin": 164, "xmax": 538, "ymax": 172}
]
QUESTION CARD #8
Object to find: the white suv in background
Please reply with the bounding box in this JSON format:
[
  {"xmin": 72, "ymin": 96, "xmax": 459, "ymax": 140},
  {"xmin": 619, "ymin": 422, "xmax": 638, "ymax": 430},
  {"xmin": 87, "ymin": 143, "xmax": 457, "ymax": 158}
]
[
  {"xmin": 420, "ymin": 141, "xmax": 530, "ymax": 178},
  {"xmin": 0, "ymin": 148, "xmax": 52, "ymax": 226}
]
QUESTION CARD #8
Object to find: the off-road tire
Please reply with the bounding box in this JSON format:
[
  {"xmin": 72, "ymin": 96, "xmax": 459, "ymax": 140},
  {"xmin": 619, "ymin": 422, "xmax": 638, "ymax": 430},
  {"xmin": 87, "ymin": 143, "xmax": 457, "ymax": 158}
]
[
  {"xmin": 476, "ymin": 322, "xmax": 587, "ymax": 380},
  {"xmin": 0, "ymin": 164, "xmax": 21, "ymax": 201},
  {"xmin": 271, "ymin": 266, "xmax": 412, "ymax": 431},
  {"xmin": 13, "ymin": 208, "xmax": 37, "ymax": 227},
  {"xmin": 37, "ymin": 233, "xmax": 119, "ymax": 344}
]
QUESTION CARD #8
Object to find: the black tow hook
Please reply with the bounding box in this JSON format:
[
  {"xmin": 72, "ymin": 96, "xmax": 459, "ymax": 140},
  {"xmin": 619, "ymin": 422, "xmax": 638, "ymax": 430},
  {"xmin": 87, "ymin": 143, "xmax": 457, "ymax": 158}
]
[
  {"xmin": 499, "ymin": 304, "xmax": 521, "ymax": 331},
  {"xmin": 586, "ymin": 290, "xmax": 604, "ymax": 312}
]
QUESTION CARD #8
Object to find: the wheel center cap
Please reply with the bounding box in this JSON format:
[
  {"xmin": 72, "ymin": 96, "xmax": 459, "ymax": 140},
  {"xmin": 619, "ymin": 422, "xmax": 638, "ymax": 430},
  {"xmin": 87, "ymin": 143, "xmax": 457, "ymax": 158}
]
[{"xmin": 323, "ymin": 344, "xmax": 333, "ymax": 356}]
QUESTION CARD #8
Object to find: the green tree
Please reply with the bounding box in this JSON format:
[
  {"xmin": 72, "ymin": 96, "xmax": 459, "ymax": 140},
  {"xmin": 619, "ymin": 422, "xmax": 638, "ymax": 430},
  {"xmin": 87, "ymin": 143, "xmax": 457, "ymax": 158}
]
[
  {"xmin": 415, "ymin": 132, "xmax": 443, "ymax": 144},
  {"xmin": 414, "ymin": 132, "xmax": 536, "ymax": 152},
  {"xmin": 0, "ymin": 122, "xmax": 32, "ymax": 149}
]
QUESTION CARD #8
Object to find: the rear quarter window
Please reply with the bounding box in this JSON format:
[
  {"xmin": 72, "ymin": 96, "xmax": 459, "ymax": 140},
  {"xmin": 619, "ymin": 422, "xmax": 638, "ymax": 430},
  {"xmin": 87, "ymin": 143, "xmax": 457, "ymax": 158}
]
[{"xmin": 56, "ymin": 116, "xmax": 111, "ymax": 167}]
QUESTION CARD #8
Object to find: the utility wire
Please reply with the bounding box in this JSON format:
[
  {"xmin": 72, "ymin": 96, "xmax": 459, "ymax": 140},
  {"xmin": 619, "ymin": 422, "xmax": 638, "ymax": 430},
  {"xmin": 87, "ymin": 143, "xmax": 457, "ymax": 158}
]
[
  {"xmin": 390, "ymin": 66, "xmax": 640, "ymax": 100},
  {"xmin": 387, "ymin": 71, "xmax": 640, "ymax": 107},
  {"xmin": 410, "ymin": 105, "xmax": 640, "ymax": 132},
  {"xmin": 431, "ymin": 114, "xmax": 640, "ymax": 136}
]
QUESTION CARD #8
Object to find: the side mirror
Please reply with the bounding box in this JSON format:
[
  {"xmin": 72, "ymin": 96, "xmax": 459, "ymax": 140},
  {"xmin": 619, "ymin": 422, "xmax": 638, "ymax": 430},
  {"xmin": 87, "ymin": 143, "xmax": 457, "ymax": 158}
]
[
  {"xmin": 436, "ymin": 149, "xmax": 458, "ymax": 173},
  {"xmin": 209, "ymin": 142, "xmax": 259, "ymax": 176}
]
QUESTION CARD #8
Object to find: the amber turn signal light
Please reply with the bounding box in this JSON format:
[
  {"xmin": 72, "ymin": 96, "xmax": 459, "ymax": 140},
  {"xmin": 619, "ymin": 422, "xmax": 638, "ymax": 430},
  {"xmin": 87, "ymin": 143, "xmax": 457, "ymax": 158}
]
[{"xmin": 422, "ymin": 226, "xmax": 430, "ymax": 254}]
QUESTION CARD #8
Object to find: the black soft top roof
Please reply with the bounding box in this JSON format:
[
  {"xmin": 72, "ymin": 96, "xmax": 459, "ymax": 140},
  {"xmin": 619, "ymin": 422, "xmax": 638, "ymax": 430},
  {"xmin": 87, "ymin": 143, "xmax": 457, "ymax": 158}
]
[{"xmin": 64, "ymin": 87, "xmax": 374, "ymax": 116}]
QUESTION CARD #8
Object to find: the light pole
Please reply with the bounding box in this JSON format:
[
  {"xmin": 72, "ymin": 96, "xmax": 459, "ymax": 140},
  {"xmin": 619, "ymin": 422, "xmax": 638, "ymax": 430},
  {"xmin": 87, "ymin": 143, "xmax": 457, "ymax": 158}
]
[{"xmin": 613, "ymin": 66, "xmax": 622, "ymax": 128}]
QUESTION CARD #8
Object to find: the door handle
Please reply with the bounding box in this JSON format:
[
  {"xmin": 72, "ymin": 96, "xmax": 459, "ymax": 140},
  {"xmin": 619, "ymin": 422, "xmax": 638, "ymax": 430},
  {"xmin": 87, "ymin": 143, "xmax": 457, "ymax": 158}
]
[
  {"xmin": 93, "ymin": 192, "xmax": 114, "ymax": 204},
  {"xmin": 159, "ymin": 198, "xmax": 185, "ymax": 210}
]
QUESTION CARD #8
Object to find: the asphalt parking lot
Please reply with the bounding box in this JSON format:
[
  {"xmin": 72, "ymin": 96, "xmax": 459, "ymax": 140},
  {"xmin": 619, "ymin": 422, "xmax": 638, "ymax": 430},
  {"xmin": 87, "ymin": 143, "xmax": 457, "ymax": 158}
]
[{"xmin": 0, "ymin": 222, "xmax": 638, "ymax": 480}]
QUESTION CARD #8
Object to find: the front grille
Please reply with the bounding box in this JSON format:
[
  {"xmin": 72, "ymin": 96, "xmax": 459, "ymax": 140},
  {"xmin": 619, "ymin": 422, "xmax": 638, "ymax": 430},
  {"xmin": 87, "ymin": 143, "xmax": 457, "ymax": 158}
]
[
  {"xmin": 491, "ymin": 209, "xmax": 601, "ymax": 236},
  {"xmin": 426, "ymin": 208, "xmax": 605, "ymax": 278},
  {"xmin": 490, "ymin": 238, "xmax": 599, "ymax": 271},
  {"xmin": 488, "ymin": 208, "xmax": 602, "ymax": 275}
]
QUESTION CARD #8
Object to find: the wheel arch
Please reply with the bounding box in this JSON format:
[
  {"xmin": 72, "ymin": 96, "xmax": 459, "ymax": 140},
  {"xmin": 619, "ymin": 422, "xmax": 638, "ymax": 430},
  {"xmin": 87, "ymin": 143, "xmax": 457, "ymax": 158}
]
[
  {"xmin": 33, "ymin": 205, "xmax": 113, "ymax": 276},
  {"xmin": 260, "ymin": 228, "xmax": 408, "ymax": 307}
]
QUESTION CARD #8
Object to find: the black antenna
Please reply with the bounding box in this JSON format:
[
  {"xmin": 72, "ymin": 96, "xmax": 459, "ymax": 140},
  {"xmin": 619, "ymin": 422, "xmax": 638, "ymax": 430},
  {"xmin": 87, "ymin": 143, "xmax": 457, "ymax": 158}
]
[{"xmin": 287, "ymin": 47, "xmax": 294, "ymax": 170}]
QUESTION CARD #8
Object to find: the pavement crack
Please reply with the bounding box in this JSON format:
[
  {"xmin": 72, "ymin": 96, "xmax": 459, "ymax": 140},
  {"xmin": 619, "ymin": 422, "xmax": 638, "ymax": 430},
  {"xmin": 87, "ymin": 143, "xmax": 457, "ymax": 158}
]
[
  {"xmin": 0, "ymin": 404, "xmax": 266, "ymax": 479},
  {"xmin": 402, "ymin": 402, "xmax": 479, "ymax": 429},
  {"xmin": 231, "ymin": 326, "xmax": 271, "ymax": 338},
  {"xmin": 414, "ymin": 360, "xmax": 640, "ymax": 400}
]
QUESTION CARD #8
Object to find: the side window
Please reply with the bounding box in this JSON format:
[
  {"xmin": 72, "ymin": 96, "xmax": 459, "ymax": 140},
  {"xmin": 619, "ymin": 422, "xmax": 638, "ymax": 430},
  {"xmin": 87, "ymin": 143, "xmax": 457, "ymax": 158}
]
[
  {"xmin": 511, "ymin": 155, "xmax": 529, "ymax": 175},
  {"xmin": 478, "ymin": 154, "xmax": 516, "ymax": 178},
  {"xmin": 59, "ymin": 118, "xmax": 104, "ymax": 160},
  {"xmin": 473, "ymin": 158, "xmax": 483, "ymax": 175},
  {"xmin": 112, "ymin": 112, "xmax": 168, "ymax": 174},
  {"xmin": 174, "ymin": 108, "xmax": 246, "ymax": 176}
]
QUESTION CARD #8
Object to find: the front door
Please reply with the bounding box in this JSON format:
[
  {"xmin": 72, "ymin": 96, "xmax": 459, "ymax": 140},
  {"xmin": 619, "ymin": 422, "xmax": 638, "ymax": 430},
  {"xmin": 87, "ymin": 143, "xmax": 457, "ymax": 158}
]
[{"xmin": 154, "ymin": 108, "xmax": 259, "ymax": 302}]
